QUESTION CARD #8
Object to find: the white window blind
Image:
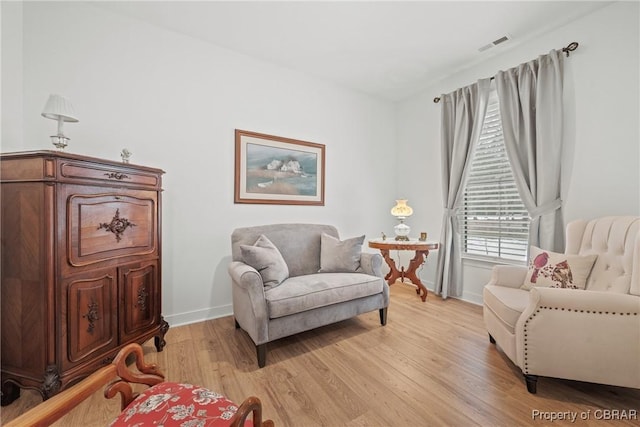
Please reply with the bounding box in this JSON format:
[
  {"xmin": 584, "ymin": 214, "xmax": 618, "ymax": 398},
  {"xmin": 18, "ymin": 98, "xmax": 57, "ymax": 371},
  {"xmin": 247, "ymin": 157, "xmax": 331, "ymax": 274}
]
[{"xmin": 460, "ymin": 93, "xmax": 530, "ymax": 261}]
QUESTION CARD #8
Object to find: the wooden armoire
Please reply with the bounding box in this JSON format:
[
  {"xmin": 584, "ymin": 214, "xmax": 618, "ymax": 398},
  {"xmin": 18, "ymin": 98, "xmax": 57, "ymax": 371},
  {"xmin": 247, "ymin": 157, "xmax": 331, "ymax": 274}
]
[{"xmin": 0, "ymin": 151, "xmax": 168, "ymax": 405}]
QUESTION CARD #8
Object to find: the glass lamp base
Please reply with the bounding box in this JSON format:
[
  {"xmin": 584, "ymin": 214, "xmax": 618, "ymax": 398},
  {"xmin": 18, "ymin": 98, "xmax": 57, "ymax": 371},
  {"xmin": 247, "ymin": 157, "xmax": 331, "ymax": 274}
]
[
  {"xmin": 394, "ymin": 222, "xmax": 411, "ymax": 241},
  {"xmin": 51, "ymin": 135, "xmax": 69, "ymax": 150}
]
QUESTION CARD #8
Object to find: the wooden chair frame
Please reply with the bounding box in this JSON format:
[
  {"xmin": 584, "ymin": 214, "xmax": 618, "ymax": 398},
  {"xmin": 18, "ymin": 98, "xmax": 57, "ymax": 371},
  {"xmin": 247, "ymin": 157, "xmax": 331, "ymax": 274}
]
[{"xmin": 5, "ymin": 343, "xmax": 274, "ymax": 427}]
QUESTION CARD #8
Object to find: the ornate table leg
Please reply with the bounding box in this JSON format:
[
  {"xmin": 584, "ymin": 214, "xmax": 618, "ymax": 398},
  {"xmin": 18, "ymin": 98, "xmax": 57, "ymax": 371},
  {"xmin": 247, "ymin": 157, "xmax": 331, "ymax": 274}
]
[
  {"xmin": 379, "ymin": 249, "xmax": 402, "ymax": 286},
  {"xmin": 405, "ymin": 250, "xmax": 429, "ymax": 302}
]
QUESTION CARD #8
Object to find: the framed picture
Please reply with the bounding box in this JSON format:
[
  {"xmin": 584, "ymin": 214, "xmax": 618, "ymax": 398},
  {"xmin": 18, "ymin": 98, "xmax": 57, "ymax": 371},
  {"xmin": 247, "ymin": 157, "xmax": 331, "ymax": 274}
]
[{"xmin": 234, "ymin": 129, "xmax": 325, "ymax": 205}]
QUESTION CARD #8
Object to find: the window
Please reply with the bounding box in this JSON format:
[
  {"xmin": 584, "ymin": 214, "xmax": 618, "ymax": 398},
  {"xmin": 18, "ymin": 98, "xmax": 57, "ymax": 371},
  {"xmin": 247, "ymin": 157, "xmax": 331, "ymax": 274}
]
[{"xmin": 459, "ymin": 91, "xmax": 530, "ymax": 262}]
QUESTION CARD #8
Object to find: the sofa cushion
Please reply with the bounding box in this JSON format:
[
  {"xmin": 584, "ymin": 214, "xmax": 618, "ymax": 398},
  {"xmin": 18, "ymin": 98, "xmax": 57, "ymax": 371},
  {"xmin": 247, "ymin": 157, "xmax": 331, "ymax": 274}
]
[
  {"xmin": 483, "ymin": 285, "xmax": 529, "ymax": 333},
  {"xmin": 109, "ymin": 382, "xmax": 251, "ymax": 426},
  {"xmin": 521, "ymin": 246, "xmax": 597, "ymax": 290},
  {"xmin": 240, "ymin": 235, "xmax": 289, "ymax": 289},
  {"xmin": 319, "ymin": 233, "xmax": 365, "ymax": 273},
  {"xmin": 265, "ymin": 273, "xmax": 383, "ymax": 319}
]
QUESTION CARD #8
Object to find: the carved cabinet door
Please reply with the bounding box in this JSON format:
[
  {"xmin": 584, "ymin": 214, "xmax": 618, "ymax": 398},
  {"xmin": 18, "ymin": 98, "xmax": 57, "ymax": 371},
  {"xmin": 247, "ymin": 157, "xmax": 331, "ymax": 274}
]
[
  {"xmin": 119, "ymin": 261, "xmax": 159, "ymax": 343},
  {"xmin": 62, "ymin": 269, "xmax": 118, "ymax": 370}
]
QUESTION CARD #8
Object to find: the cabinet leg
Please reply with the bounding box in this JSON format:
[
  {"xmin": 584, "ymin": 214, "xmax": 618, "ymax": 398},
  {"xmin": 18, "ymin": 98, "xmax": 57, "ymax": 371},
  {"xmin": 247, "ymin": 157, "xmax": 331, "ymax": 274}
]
[
  {"xmin": 41, "ymin": 365, "xmax": 62, "ymax": 400},
  {"xmin": 1, "ymin": 381, "xmax": 20, "ymax": 406},
  {"xmin": 154, "ymin": 318, "xmax": 170, "ymax": 352}
]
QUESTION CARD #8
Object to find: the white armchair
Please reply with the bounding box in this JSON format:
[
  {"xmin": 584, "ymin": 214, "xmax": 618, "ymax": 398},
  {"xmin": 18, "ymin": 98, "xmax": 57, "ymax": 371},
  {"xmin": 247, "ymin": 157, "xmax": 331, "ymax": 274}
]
[{"xmin": 483, "ymin": 216, "xmax": 640, "ymax": 393}]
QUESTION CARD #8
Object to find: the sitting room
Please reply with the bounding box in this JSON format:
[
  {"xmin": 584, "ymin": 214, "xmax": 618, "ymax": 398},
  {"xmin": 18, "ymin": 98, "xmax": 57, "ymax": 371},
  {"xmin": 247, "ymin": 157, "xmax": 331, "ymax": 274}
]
[{"xmin": 1, "ymin": 1, "xmax": 639, "ymax": 426}]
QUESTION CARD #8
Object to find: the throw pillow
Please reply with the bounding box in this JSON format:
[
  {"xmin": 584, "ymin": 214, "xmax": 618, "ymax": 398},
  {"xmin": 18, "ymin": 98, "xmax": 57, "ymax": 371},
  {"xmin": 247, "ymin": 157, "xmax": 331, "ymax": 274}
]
[
  {"xmin": 319, "ymin": 233, "xmax": 365, "ymax": 273},
  {"xmin": 240, "ymin": 235, "xmax": 289, "ymax": 289},
  {"xmin": 521, "ymin": 246, "xmax": 597, "ymax": 290}
]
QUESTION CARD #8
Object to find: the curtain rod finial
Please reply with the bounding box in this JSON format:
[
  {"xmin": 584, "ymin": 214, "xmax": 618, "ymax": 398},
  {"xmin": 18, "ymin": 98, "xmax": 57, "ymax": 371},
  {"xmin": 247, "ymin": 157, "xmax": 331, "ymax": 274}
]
[
  {"xmin": 433, "ymin": 97, "xmax": 441, "ymax": 103},
  {"xmin": 562, "ymin": 41, "xmax": 579, "ymax": 57}
]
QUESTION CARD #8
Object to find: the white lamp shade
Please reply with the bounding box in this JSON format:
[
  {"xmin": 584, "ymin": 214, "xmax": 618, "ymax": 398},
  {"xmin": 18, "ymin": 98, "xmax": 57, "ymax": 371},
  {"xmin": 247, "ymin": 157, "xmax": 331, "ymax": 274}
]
[
  {"xmin": 41, "ymin": 94, "xmax": 79, "ymax": 122},
  {"xmin": 390, "ymin": 199, "xmax": 413, "ymax": 218}
]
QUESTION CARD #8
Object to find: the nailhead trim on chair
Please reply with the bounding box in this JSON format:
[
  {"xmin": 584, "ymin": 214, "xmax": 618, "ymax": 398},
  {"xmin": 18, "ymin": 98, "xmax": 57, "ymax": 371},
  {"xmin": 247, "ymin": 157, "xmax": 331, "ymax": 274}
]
[{"xmin": 522, "ymin": 307, "xmax": 639, "ymax": 374}]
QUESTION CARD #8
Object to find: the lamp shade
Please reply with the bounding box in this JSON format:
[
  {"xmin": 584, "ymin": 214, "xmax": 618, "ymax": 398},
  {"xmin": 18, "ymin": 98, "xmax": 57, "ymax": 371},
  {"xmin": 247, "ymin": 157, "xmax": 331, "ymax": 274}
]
[
  {"xmin": 390, "ymin": 199, "xmax": 413, "ymax": 218},
  {"xmin": 41, "ymin": 94, "xmax": 79, "ymax": 122}
]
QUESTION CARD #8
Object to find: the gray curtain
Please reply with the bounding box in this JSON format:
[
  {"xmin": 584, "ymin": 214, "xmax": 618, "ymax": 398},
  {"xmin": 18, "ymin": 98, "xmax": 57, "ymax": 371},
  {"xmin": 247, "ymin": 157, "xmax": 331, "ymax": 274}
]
[
  {"xmin": 494, "ymin": 50, "xmax": 565, "ymax": 252},
  {"xmin": 435, "ymin": 79, "xmax": 491, "ymax": 299}
]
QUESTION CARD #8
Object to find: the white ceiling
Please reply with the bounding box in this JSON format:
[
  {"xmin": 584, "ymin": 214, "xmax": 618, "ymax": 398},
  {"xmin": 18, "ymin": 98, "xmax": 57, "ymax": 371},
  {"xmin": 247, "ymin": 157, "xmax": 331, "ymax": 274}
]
[{"xmin": 94, "ymin": 1, "xmax": 612, "ymax": 102}]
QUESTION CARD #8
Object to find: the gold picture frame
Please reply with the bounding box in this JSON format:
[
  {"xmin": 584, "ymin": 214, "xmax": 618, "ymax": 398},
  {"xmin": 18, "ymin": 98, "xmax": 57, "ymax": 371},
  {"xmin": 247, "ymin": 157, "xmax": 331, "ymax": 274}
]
[{"xmin": 234, "ymin": 129, "xmax": 325, "ymax": 205}]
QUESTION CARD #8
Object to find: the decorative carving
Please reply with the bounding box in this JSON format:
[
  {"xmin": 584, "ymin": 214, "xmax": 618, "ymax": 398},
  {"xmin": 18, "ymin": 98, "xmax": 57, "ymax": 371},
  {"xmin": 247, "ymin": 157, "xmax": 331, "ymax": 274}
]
[
  {"xmin": 41, "ymin": 365, "xmax": 61, "ymax": 400},
  {"xmin": 136, "ymin": 285, "xmax": 148, "ymax": 311},
  {"xmin": 104, "ymin": 172, "xmax": 130, "ymax": 180},
  {"xmin": 98, "ymin": 209, "xmax": 136, "ymax": 242},
  {"xmin": 82, "ymin": 299, "xmax": 100, "ymax": 334}
]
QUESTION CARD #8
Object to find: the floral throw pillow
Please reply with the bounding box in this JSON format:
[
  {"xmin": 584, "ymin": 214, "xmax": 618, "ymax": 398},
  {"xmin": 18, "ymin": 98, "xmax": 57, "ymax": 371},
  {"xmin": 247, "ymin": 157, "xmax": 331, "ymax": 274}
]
[{"xmin": 521, "ymin": 246, "xmax": 597, "ymax": 290}]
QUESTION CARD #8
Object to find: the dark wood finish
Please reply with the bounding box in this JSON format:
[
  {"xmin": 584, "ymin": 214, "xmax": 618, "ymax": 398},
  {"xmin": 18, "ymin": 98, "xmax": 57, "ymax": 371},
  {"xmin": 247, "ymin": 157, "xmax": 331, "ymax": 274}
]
[
  {"xmin": 368, "ymin": 239, "xmax": 439, "ymax": 301},
  {"xmin": 379, "ymin": 307, "xmax": 387, "ymax": 325},
  {"xmin": 257, "ymin": 343, "xmax": 267, "ymax": 368},
  {"xmin": 4, "ymin": 342, "xmax": 275, "ymax": 427},
  {"xmin": 0, "ymin": 151, "xmax": 167, "ymax": 405},
  {"xmin": 525, "ymin": 374, "xmax": 538, "ymax": 394}
]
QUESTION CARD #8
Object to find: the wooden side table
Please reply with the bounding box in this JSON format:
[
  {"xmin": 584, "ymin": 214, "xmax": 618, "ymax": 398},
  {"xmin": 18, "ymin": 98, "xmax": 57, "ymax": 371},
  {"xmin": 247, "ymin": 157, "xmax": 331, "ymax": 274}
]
[{"xmin": 368, "ymin": 239, "xmax": 439, "ymax": 302}]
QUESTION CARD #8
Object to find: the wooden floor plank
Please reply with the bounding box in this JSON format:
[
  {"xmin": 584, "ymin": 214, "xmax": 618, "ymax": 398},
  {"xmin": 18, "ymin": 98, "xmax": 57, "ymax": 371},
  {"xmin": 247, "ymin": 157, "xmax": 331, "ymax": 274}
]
[{"xmin": 2, "ymin": 284, "xmax": 639, "ymax": 426}]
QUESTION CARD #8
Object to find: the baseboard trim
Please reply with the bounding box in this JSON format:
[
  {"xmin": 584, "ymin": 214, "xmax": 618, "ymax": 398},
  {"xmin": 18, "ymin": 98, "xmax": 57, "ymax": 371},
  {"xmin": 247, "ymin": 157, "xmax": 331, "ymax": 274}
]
[
  {"xmin": 425, "ymin": 280, "xmax": 483, "ymax": 306},
  {"xmin": 164, "ymin": 304, "xmax": 233, "ymax": 327}
]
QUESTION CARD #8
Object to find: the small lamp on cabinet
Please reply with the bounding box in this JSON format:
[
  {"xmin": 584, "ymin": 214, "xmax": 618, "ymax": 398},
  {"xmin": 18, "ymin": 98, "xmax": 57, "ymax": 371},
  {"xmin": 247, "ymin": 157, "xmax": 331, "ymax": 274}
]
[{"xmin": 41, "ymin": 94, "xmax": 79, "ymax": 150}]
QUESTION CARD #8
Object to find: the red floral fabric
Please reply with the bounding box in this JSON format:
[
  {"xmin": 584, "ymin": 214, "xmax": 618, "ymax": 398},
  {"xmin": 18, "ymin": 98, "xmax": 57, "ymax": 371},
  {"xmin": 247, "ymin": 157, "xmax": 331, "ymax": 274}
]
[{"xmin": 109, "ymin": 382, "xmax": 252, "ymax": 427}]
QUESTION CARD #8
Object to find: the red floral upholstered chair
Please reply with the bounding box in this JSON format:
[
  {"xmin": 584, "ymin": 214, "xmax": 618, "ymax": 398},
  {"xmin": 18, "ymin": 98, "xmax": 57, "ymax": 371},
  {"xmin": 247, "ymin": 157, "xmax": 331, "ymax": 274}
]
[{"xmin": 6, "ymin": 344, "xmax": 274, "ymax": 427}]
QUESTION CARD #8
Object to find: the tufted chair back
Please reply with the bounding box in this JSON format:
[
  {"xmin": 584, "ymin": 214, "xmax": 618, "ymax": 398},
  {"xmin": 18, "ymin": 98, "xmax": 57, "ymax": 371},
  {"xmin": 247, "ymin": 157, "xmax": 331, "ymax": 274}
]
[{"xmin": 565, "ymin": 216, "xmax": 640, "ymax": 296}]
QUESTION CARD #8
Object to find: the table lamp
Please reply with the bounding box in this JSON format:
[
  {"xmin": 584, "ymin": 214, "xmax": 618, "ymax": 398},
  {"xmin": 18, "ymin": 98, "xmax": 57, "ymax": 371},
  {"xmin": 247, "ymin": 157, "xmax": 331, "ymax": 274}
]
[
  {"xmin": 41, "ymin": 94, "xmax": 79, "ymax": 150},
  {"xmin": 391, "ymin": 199, "xmax": 413, "ymax": 241}
]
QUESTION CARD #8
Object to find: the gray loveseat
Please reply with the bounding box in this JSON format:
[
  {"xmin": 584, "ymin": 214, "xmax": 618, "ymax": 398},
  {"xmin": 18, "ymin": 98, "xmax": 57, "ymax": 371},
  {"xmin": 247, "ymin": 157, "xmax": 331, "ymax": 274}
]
[{"xmin": 229, "ymin": 223, "xmax": 389, "ymax": 367}]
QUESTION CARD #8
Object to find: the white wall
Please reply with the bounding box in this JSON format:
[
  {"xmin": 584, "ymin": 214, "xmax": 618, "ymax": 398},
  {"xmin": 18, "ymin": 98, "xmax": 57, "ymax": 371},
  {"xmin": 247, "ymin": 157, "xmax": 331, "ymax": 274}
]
[
  {"xmin": 397, "ymin": 1, "xmax": 640, "ymax": 304},
  {"xmin": 4, "ymin": 1, "xmax": 638, "ymax": 315},
  {"xmin": 1, "ymin": 2, "xmax": 398, "ymax": 325}
]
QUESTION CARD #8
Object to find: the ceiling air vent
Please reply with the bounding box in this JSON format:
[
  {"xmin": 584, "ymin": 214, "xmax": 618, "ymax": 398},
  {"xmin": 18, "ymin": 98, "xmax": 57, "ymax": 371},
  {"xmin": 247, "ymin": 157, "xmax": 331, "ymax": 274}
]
[{"xmin": 478, "ymin": 34, "xmax": 511, "ymax": 52}]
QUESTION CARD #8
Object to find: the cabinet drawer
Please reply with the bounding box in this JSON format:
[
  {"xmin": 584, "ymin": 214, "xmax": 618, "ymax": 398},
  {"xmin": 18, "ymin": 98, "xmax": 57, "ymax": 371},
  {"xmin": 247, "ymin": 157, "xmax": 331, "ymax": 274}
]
[
  {"xmin": 67, "ymin": 189, "xmax": 158, "ymax": 267},
  {"xmin": 59, "ymin": 160, "xmax": 160, "ymax": 189}
]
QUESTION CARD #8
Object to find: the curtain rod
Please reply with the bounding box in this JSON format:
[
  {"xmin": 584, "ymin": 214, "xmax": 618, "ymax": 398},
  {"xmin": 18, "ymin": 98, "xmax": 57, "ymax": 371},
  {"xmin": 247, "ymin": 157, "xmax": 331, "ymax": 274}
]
[{"xmin": 432, "ymin": 41, "xmax": 579, "ymax": 103}]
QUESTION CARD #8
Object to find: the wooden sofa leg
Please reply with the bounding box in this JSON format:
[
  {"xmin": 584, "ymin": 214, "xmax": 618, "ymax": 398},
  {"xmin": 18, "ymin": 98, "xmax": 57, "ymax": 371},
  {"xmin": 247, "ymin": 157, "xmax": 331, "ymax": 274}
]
[
  {"xmin": 257, "ymin": 344, "xmax": 267, "ymax": 368},
  {"xmin": 489, "ymin": 333, "xmax": 496, "ymax": 344},
  {"xmin": 525, "ymin": 374, "xmax": 538, "ymax": 394},
  {"xmin": 379, "ymin": 308, "xmax": 388, "ymax": 326}
]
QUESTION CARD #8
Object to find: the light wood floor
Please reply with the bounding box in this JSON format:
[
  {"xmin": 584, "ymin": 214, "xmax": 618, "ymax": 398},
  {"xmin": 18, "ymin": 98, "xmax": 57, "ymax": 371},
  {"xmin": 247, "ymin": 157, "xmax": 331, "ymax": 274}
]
[{"xmin": 2, "ymin": 284, "xmax": 639, "ymax": 426}]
